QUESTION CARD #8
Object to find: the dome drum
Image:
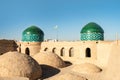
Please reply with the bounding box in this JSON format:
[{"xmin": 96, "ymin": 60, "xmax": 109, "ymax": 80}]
[
  {"xmin": 22, "ymin": 33, "xmax": 44, "ymax": 42},
  {"xmin": 81, "ymin": 33, "xmax": 104, "ymax": 41}
]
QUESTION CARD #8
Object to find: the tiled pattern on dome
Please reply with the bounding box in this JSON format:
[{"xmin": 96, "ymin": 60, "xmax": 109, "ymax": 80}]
[
  {"xmin": 81, "ymin": 33, "xmax": 104, "ymax": 41},
  {"xmin": 22, "ymin": 34, "xmax": 44, "ymax": 42}
]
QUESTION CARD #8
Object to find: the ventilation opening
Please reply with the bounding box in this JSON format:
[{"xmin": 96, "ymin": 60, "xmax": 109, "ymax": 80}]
[
  {"xmin": 96, "ymin": 41, "xmax": 98, "ymax": 44},
  {"xmin": 86, "ymin": 48, "xmax": 91, "ymax": 57},
  {"xmin": 25, "ymin": 47, "xmax": 30, "ymax": 55}
]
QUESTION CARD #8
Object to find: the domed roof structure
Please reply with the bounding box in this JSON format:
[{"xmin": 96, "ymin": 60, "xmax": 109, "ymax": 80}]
[
  {"xmin": 33, "ymin": 51, "xmax": 66, "ymax": 68},
  {"xmin": 80, "ymin": 22, "xmax": 104, "ymax": 41},
  {"xmin": 81, "ymin": 22, "xmax": 104, "ymax": 33},
  {"xmin": 0, "ymin": 51, "xmax": 42, "ymax": 80},
  {"xmin": 72, "ymin": 63, "xmax": 102, "ymax": 73},
  {"xmin": 48, "ymin": 73, "xmax": 87, "ymax": 80},
  {"xmin": 22, "ymin": 26, "xmax": 44, "ymax": 42}
]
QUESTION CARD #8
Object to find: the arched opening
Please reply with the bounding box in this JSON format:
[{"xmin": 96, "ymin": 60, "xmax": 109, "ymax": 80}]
[
  {"xmin": 60, "ymin": 47, "xmax": 65, "ymax": 56},
  {"xmin": 52, "ymin": 48, "xmax": 56, "ymax": 53},
  {"xmin": 44, "ymin": 48, "xmax": 48, "ymax": 51},
  {"xmin": 25, "ymin": 47, "xmax": 30, "ymax": 55},
  {"xmin": 86, "ymin": 48, "xmax": 91, "ymax": 57},
  {"xmin": 69, "ymin": 47, "xmax": 74, "ymax": 57}
]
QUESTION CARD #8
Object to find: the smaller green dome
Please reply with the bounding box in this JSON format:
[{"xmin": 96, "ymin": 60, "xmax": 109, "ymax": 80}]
[
  {"xmin": 81, "ymin": 22, "xmax": 104, "ymax": 33},
  {"xmin": 22, "ymin": 26, "xmax": 44, "ymax": 42}
]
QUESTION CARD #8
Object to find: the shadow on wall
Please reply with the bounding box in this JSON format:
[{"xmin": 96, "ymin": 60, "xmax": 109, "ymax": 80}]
[
  {"xmin": 40, "ymin": 65, "xmax": 60, "ymax": 79},
  {"xmin": 64, "ymin": 61, "xmax": 72, "ymax": 67}
]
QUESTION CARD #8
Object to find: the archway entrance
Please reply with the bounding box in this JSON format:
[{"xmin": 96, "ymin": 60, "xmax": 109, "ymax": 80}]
[
  {"xmin": 86, "ymin": 48, "xmax": 91, "ymax": 57},
  {"xmin": 25, "ymin": 47, "xmax": 30, "ymax": 55}
]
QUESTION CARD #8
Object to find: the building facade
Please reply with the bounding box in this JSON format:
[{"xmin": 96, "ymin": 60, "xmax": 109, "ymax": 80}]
[{"xmin": 16, "ymin": 22, "xmax": 119, "ymax": 68}]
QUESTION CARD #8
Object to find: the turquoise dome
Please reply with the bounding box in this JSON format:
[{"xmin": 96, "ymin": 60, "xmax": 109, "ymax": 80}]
[
  {"xmin": 22, "ymin": 26, "xmax": 44, "ymax": 42},
  {"xmin": 80, "ymin": 22, "xmax": 104, "ymax": 41}
]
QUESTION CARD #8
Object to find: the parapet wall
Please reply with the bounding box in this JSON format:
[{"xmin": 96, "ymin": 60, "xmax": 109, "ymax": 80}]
[{"xmin": 41, "ymin": 41, "xmax": 113, "ymax": 68}]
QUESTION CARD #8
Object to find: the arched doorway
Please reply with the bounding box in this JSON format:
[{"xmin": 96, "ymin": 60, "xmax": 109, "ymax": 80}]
[
  {"xmin": 60, "ymin": 47, "xmax": 65, "ymax": 56},
  {"xmin": 25, "ymin": 47, "xmax": 30, "ymax": 55},
  {"xmin": 86, "ymin": 48, "xmax": 91, "ymax": 57},
  {"xmin": 69, "ymin": 47, "xmax": 74, "ymax": 57}
]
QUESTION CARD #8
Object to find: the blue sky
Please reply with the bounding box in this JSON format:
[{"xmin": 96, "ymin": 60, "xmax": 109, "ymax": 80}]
[{"xmin": 0, "ymin": 0, "xmax": 120, "ymax": 41}]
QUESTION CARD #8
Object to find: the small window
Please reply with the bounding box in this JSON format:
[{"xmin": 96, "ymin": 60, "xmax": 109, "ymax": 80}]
[
  {"xmin": 86, "ymin": 48, "xmax": 91, "ymax": 57},
  {"xmin": 25, "ymin": 47, "xmax": 30, "ymax": 55},
  {"xmin": 60, "ymin": 47, "xmax": 65, "ymax": 56}
]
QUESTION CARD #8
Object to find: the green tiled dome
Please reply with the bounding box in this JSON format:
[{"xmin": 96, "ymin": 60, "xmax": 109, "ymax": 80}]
[
  {"xmin": 81, "ymin": 22, "xmax": 104, "ymax": 33},
  {"xmin": 22, "ymin": 26, "xmax": 44, "ymax": 42},
  {"xmin": 80, "ymin": 22, "xmax": 104, "ymax": 41}
]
